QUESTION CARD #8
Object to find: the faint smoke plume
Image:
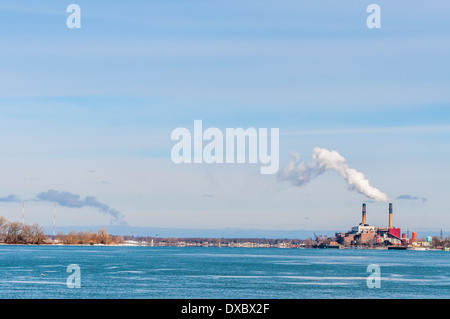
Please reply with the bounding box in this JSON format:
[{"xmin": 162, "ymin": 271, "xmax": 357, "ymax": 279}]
[
  {"xmin": 36, "ymin": 189, "xmax": 127, "ymax": 225},
  {"xmin": 278, "ymin": 147, "xmax": 390, "ymax": 202}
]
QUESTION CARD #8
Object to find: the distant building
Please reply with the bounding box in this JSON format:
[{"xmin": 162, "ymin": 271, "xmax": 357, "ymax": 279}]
[{"xmin": 336, "ymin": 203, "xmax": 405, "ymax": 247}]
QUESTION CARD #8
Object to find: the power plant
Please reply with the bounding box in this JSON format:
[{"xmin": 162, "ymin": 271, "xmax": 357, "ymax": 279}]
[{"xmin": 335, "ymin": 203, "xmax": 416, "ymax": 248}]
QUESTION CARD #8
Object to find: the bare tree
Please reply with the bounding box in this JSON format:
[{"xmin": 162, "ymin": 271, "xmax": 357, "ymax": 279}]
[
  {"xmin": 5, "ymin": 221, "xmax": 23, "ymax": 244},
  {"xmin": 29, "ymin": 223, "xmax": 47, "ymax": 244},
  {"xmin": 97, "ymin": 228, "xmax": 111, "ymax": 245},
  {"xmin": 20, "ymin": 223, "xmax": 33, "ymax": 244},
  {"xmin": 0, "ymin": 216, "xmax": 8, "ymax": 243}
]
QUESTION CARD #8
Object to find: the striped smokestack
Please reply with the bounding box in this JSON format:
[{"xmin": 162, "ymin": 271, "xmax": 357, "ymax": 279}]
[
  {"xmin": 362, "ymin": 203, "xmax": 366, "ymax": 224},
  {"xmin": 389, "ymin": 203, "xmax": 393, "ymax": 228}
]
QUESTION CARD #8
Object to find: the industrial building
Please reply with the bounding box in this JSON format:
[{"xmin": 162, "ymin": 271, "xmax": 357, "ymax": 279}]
[{"xmin": 335, "ymin": 203, "xmax": 412, "ymax": 247}]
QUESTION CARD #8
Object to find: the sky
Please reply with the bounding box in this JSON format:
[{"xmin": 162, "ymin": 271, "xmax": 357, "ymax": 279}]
[{"xmin": 0, "ymin": 0, "xmax": 449, "ymax": 235}]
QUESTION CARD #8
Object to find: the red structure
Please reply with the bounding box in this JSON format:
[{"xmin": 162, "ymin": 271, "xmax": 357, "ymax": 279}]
[{"xmin": 388, "ymin": 228, "xmax": 401, "ymax": 239}]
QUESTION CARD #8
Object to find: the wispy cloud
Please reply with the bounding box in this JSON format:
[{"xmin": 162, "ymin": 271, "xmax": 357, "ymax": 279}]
[
  {"xmin": 0, "ymin": 194, "xmax": 21, "ymax": 202},
  {"xmin": 396, "ymin": 194, "xmax": 427, "ymax": 203}
]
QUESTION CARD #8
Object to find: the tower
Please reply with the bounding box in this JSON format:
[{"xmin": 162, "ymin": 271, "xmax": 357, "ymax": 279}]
[
  {"xmin": 362, "ymin": 203, "xmax": 367, "ymax": 225},
  {"xmin": 388, "ymin": 203, "xmax": 393, "ymax": 228},
  {"xmin": 53, "ymin": 202, "xmax": 56, "ymax": 236}
]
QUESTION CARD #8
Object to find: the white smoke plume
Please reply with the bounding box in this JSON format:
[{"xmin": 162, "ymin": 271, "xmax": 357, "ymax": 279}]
[{"xmin": 278, "ymin": 147, "xmax": 390, "ymax": 202}]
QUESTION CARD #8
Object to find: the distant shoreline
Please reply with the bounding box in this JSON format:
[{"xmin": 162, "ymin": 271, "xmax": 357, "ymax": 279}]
[
  {"xmin": 0, "ymin": 241, "xmax": 446, "ymax": 251},
  {"xmin": 1, "ymin": 213, "xmax": 447, "ymax": 250}
]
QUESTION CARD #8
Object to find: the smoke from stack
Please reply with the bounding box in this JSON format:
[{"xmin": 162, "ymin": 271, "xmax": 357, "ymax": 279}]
[
  {"xmin": 36, "ymin": 189, "xmax": 127, "ymax": 225},
  {"xmin": 278, "ymin": 147, "xmax": 390, "ymax": 202}
]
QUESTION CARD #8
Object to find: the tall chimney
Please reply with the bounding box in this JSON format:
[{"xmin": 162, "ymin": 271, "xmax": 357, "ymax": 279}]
[
  {"xmin": 388, "ymin": 203, "xmax": 393, "ymax": 228},
  {"xmin": 362, "ymin": 203, "xmax": 366, "ymax": 224}
]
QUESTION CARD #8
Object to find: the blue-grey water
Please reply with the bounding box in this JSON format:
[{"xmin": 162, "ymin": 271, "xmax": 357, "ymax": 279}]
[{"xmin": 0, "ymin": 245, "xmax": 448, "ymax": 299}]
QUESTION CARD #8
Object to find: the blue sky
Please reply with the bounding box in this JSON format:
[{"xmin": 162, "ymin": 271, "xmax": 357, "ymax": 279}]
[{"xmin": 0, "ymin": 1, "xmax": 449, "ymax": 235}]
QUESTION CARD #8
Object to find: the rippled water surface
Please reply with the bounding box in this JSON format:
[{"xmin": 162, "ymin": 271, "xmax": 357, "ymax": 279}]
[{"xmin": 0, "ymin": 245, "xmax": 448, "ymax": 299}]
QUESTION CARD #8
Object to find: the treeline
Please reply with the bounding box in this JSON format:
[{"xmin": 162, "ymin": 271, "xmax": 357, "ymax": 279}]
[
  {"xmin": 56, "ymin": 228, "xmax": 124, "ymax": 245},
  {"xmin": 0, "ymin": 215, "xmax": 125, "ymax": 246},
  {"xmin": 0, "ymin": 216, "xmax": 46, "ymax": 244},
  {"xmin": 431, "ymin": 236, "xmax": 450, "ymax": 248}
]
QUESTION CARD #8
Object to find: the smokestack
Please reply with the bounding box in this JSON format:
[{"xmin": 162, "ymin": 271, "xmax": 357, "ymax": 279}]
[
  {"xmin": 362, "ymin": 203, "xmax": 366, "ymax": 224},
  {"xmin": 389, "ymin": 203, "xmax": 393, "ymax": 228}
]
